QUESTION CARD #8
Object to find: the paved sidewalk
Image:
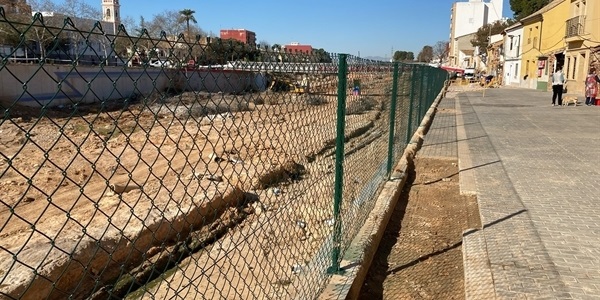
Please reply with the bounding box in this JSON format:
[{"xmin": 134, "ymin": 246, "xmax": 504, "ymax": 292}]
[
  {"xmin": 427, "ymin": 86, "xmax": 600, "ymax": 299},
  {"xmin": 419, "ymin": 92, "xmax": 458, "ymax": 160}
]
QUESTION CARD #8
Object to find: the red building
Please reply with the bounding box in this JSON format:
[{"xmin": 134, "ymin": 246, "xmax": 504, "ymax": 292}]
[
  {"xmin": 283, "ymin": 43, "xmax": 313, "ymax": 54},
  {"xmin": 219, "ymin": 29, "xmax": 256, "ymax": 45}
]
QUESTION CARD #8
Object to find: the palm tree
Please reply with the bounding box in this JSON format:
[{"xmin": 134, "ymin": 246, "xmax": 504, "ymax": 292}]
[{"xmin": 178, "ymin": 9, "xmax": 197, "ymax": 37}]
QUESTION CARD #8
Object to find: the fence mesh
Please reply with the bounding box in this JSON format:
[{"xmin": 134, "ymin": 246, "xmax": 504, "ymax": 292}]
[{"xmin": 0, "ymin": 10, "xmax": 447, "ymax": 300}]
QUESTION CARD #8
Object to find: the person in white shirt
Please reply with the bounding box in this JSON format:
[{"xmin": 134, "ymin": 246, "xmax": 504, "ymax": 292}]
[{"xmin": 551, "ymin": 67, "xmax": 565, "ymax": 106}]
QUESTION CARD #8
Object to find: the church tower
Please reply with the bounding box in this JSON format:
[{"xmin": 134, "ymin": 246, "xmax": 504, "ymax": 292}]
[{"xmin": 101, "ymin": 0, "xmax": 120, "ymax": 34}]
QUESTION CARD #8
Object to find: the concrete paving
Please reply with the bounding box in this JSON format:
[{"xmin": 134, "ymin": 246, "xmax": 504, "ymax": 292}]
[{"xmin": 428, "ymin": 86, "xmax": 600, "ymax": 299}]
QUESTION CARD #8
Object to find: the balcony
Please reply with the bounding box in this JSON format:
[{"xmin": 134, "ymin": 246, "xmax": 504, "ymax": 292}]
[{"xmin": 565, "ymin": 15, "xmax": 585, "ymax": 42}]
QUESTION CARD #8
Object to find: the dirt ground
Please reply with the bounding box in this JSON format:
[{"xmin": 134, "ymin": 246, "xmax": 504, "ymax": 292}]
[
  {"xmin": 359, "ymin": 157, "xmax": 481, "ymax": 299},
  {"xmin": 0, "ymin": 71, "xmax": 404, "ymax": 299}
]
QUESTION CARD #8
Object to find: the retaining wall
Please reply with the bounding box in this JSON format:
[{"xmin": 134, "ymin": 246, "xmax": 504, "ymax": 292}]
[{"xmin": 0, "ymin": 64, "xmax": 267, "ymax": 108}]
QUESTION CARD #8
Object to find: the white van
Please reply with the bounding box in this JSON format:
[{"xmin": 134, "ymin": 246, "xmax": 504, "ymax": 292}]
[{"xmin": 464, "ymin": 68, "xmax": 475, "ymax": 80}]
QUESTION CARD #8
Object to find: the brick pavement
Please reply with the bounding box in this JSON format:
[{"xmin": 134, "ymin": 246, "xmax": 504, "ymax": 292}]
[
  {"xmin": 320, "ymin": 85, "xmax": 599, "ymax": 300},
  {"xmin": 447, "ymin": 86, "xmax": 600, "ymax": 299},
  {"xmin": 418, "ymin": 94, "xmax": 458, "ymax": 159}
]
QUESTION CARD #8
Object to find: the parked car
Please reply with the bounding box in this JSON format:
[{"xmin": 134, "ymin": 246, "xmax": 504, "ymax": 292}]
[
  {"xmin": 149, "ymin": 59, "xmax": 173, "ymax": 68},
  {"xmin": 464, "ymin": 68, "xmax": 476, "ymax": 80}
]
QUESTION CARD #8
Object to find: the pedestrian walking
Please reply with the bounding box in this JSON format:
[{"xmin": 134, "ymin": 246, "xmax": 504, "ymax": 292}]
[
  {"xmin": 585, "ymin": 67, "xmax": 600, "ymax": 106},
  {"xmin": 551, "ymin": 67, "xmax": 565, "ymax": 106}
]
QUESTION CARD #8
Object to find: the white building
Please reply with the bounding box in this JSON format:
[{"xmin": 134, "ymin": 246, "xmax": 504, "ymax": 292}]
[
  {"xmin": 449, "ymin": 0, "xmax": 504, "ymax": 67},
  {"xmin": 502, "ymin": 22, "xmax": 524, "ymax": 86},
  {"xmin": 29, "ymin": 0, "xmax": 121, "ymax": 64}
]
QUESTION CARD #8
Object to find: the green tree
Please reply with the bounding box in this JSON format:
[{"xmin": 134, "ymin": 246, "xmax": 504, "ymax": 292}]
[
  {"xmin": 392, "ymin": 50, "xmax": 415, "ymax": 61},
  {"xmin": 471, "ymin": 20, "xmax": 515, "ymax": 49},
  {"xmin": 314, "ymin": 48, "xmax": 332, "ymax": 63},
  {"xmin": 198, "ymin": 38, "xmax": 262, "ymax": 65},
  {"xmin": 178, "ymin": 9, "xmax": 197, "ymax": 37},
  {"xmin": 509, "ymin": 0, "xmax": 551, "ymax": 20},
  {"xmin": 393, "ymin": 51, "xmax": 406, "ymax": 61},
  {"xmin": 417, "ymin": 46, "xmax": 433, "ymax": 63}
]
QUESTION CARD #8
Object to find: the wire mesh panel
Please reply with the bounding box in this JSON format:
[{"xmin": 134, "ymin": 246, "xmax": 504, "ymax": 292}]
[
  {"xmin": 0, "ymin": 11, "xmax": 447, "ymax": 300},
  {"xmin": 338, "ymin": 56, "xmax": 393, "ymax": 253}
]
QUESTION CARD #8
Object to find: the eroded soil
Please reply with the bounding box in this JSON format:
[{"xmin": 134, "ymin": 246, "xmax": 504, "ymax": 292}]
[
  {"xmin": 360, "ymin": 157, "xmax": 481, "ymax": 299},
  {"xmin": 0, "ymin": 72, "xmax": 403, "ymax": 299}
]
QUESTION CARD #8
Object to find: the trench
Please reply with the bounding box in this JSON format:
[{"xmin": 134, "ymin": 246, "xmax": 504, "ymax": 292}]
[
  {"xmin": 93, "ymin": 192, "xmax": 258, "ymax": 300},
  {"xmin": 107, "ymin": 114, "xmax": 382, "ymax": 299},
  {"xmin": 102, "ymin": 162, "xmax": 309, "ymax": 299},
  {"xmin": 62, "ymin": 93, "xmax": 386, "ymax": 299}
]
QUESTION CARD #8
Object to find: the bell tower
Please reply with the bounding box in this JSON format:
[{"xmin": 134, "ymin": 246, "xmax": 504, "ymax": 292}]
[{"xmin": 101, "ymin": 0, "xmax": 120, "ymax": 34}]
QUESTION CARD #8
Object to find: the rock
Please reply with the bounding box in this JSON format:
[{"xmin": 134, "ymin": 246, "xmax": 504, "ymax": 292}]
[
  {"xmin": 272, "ymin": 187, "xmax": 281, "ymax": 196},
  {"xmin": 251, "ymin": 202, "xmax": 266, "ymax": 215},
  {"xmin": 110, "ymin": 182, "xmax": 141, "ymax": 194},
  {"xmin": 291, "ymin": 264, "xmax": 304, "ymax": 274},
  {"xmin": 324, "ymin": 218, "xmax": 335, "ymax": 227},
  {"xmin": 296, "ymin": 220, "xmax": 307, "ymax": 229},
  {"xmin": 228, "ymin": 157, "xmax": 243, "ymax": 164},
  {"xmin": 22, "ymin": 196, "xmax": 35, "ymax": 203},
  {"xmin": 242, "ymin": 206, "xmax": 254, "ymax": 215},
  {"xmin": 204, "ymin": 174, "xmax": 223, "ymax": 182},
  {"xmin": 209, "ymin": 152, "xmax": 225, "ymax": 163}
]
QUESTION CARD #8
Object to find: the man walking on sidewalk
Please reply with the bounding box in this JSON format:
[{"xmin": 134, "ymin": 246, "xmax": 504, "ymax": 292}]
[{"xmin": 551, "ymin": 67, "xmax": 565, "ymax": 106}]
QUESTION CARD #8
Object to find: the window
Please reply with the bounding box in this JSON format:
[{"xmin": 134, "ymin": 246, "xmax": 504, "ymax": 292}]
[
  {"xmin": 510, "ymin": 37, "xmax": 513, "ymax": 50},
  {"xmin": 572, "ymin": 57, "xmax": 577, "ymax": 79},
  {"xmin": 533, "ymin": 37, "xmax": 538, "ymax": 49},
  {"xmin": 566, "ymin": 57, "xmax": 570, "ymax": 78},
  {"xmin": 514, "ymin": 63, "xmax": 518, "ymax": 79},
  {"xmin": 106, "ymin": 9, "xmax": 111, "ymax": 17}
]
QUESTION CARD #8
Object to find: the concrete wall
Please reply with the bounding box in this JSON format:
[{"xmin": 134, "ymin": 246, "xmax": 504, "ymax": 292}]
[
  {"xmin": 179, "ymin": 69, "xmax": 267, "ymax": 94},
  {"xmin": 0, "ymin": 65, "xmax": 266, "ymax": 108}
]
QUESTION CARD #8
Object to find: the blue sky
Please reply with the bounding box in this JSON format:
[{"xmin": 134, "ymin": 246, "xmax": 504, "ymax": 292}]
[{"xmin": 67, "ymin": 0, "xmax": 513, "ymax": 58}]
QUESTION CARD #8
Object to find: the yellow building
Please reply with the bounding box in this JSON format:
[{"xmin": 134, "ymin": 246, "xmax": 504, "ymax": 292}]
[
  {"xmin": 564, "ymin": 0, "xmax": 600, "ymax": 94},
  {"xmin": 520, "ymin": 0, "xmax": 570, "ymax": 91}
]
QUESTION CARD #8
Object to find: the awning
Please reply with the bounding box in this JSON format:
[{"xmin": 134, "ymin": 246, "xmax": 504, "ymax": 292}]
[{"xmin": 440, "ymin": 66, "xmax": 465, "ymax": 74}]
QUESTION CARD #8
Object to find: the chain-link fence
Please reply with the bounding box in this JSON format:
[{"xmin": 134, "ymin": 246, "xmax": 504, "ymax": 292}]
[{"xmin": 0, "ymin": 11, "xmax": 447, "ymax": 299}]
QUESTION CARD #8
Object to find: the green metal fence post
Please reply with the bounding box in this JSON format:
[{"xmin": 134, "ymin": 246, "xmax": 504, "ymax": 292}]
[
  {"xmin": 386, "ymin": 62, "xmax": 399, "ymax": 176},
  {"xmin": 406, "ymin": 66, "xmax": 416, "ymax": 144},
  {"xmin": 418, "ymin": 65, "xmax": 426, "ymax": 121},
  {"xmin": 328, "ymin": 53, "xmax": 348, "ymax": 275}
]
